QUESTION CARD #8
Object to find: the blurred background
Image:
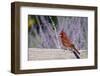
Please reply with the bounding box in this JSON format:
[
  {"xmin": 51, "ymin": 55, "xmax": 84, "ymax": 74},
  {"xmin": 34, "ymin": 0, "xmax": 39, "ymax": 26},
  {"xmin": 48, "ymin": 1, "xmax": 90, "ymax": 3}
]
[{"xmin": 28, "ymin": 15, "xmax": 88, "ymax": 50}]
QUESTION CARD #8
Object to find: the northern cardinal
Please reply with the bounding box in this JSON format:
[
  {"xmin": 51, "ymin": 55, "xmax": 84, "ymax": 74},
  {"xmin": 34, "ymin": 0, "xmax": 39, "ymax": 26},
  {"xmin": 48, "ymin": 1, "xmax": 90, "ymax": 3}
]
[{"xmin": 59, "ymin": 31, "xmax": 80, "ymax": 59}]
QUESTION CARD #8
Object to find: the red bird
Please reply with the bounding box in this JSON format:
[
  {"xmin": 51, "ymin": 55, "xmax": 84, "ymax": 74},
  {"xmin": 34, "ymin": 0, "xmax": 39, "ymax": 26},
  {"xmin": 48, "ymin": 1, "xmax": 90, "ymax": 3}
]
[{"xmin": 59, "ymin": 31, "xmax": 80, "ymax": 59}]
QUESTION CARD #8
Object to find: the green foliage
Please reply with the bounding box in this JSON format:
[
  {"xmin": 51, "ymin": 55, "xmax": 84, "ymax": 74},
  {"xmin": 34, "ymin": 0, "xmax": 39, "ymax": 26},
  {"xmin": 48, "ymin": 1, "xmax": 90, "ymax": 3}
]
[
  {"xmin": 50, "ymin": 16, "xmax": 58, "ymax": 28},
  {"xmin": 51, "ymin": 16, "xmax": 58, "ymax": 25},
  {"xmin": 28, "ymin": 15, "xmax": 37, "ymax": 28}
]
